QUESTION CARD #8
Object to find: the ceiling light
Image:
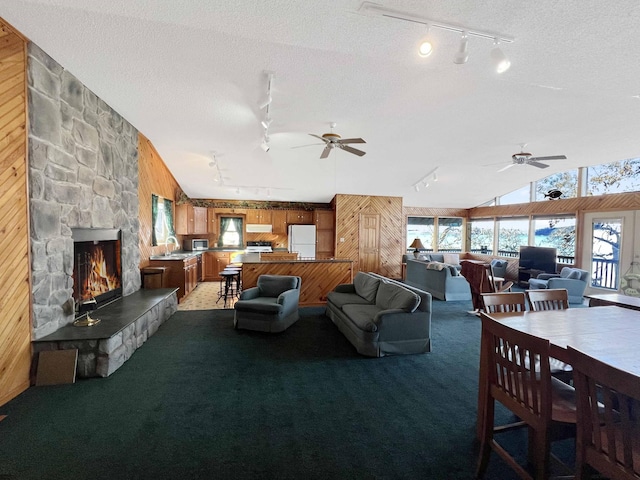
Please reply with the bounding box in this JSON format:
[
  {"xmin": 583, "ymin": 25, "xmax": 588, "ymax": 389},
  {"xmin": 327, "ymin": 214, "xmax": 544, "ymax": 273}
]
[
  {"xmin": 261, "ymin": 117, "xmax": 272, "ymax": 129},
  {"xmin": 433, "ymin": 173, "xmax": 438, "ymax": 182},
  {"xmin": 453, "ymin": 33, "xmax": 469, "ymax": 64},
  {"xmin": 261, "ymin": 136, "xmax": 270, "ymax": 152},
  {"xmin": 414, "ymin": 184, "xmax": 420, "ymax": 192},
  {"xmin": 418, "ymin": 25, "xmax": 433, "ymax": 57},
  {"xmin": 491, "ymin": 40, "xmax": 511, "ymax": 73},
  {"xmin": 258, "ymin": 95, "xmax": 272, "ymax": 110}
]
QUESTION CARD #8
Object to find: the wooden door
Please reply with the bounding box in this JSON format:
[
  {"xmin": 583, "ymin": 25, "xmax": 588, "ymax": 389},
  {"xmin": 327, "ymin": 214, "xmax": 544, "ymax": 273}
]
[{"xmin": 359, "ymin": 213, "xmax": 380, "ymax": 273}]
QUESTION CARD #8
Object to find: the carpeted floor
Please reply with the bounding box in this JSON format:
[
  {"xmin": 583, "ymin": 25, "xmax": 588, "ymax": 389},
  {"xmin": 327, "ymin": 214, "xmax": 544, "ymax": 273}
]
[{"xmin": 0, "ymin": 300, "xmax": 573, "ymax": 479}]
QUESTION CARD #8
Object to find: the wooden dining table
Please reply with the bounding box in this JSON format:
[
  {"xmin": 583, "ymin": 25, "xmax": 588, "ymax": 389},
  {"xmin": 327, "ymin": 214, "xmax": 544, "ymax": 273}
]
[{"xmin": 476, "ymin": 305, "xmax": 640, "ymax": 439}]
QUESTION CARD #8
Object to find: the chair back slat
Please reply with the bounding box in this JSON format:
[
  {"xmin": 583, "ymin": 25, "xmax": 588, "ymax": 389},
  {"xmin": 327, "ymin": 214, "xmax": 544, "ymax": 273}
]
[
  {"xmin": 481, "ymin": 292, "xmax": 527, "ymax": 314},
  {"xmin": 526, "ymin": 289, "xmax": 569, "ymax": 311},
  {"xmin": 568, "ymin": 346, "xmax": 640, "ymax": 480}
]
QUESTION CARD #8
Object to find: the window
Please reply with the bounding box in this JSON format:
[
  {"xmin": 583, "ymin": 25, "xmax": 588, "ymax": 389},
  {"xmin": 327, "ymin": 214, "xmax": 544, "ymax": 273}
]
[
  {"xmin": 497, "ymin": 218, "xmax": 528, "ymax": 256},
  {"xmin": 407, "ymin": 217, "xmax": 434, "ymax": 251},
  {"xmin": 532, "ymin": 215, "xmax": 576, "ymax": 262},
  {"xmin": 151, "ymin": 195, "xmax": 175, "ymax": 246},
  {"xmin": 469, "ymin": 219, "xmax": 494, "ymax": 254},
  {"xmin": 437, "ymin": 217, "xmax": 463, "ymax": 252},
  {"xmin": 219, "ymin": 217, "xmax": 243, "ymax": 247},
  {"xmin": 534, "ymin": 170, "xmax": 578, "ymax": 201},
  {"xmin": 498, "ymin": 185, "xmax": 531, "ymax": 205},
  {"xmin": 586, "ymin": 158, "xmax": 640, "ymax": 196}
]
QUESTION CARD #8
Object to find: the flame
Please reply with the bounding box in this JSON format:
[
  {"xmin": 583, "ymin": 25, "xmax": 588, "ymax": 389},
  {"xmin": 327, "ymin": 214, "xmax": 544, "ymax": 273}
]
[{"xmin": 79, "ymin": 245, "xmax": 121, "ymax": 300}]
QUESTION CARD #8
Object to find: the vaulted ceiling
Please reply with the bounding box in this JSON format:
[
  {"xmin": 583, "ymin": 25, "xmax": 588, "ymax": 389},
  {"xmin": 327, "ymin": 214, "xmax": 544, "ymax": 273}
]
[{"xmin": 3, "ymin": 1, "xmax": 639, "ymax": 207}]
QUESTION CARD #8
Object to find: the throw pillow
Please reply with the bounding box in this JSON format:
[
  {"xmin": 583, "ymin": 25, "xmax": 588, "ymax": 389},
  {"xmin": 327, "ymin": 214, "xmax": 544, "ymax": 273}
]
[{"xmin": 442, "ymin": 253, "xmax": 460, "ymax": 265}]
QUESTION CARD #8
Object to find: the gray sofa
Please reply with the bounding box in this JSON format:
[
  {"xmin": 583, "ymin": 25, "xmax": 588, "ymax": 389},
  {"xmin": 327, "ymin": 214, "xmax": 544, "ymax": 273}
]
[
  {"xmin": 405, "ymin": 257, "xmax": 471, "ymax": 301},
  {"xmin": 326, "ymin": 272, "xmax": 432, "ymax": 357}
]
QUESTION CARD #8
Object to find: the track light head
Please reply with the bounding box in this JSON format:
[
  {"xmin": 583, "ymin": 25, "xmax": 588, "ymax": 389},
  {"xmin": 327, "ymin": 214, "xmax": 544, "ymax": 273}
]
[
  {"xmin": 261, "ymin": 138, "xmax": 270, "ymax": 152},
  {"xmin": 414, "ymin": 184, "xmax": 420, "ymax": 192},
  {"xmin": 491, "ymin": 41, "xmax": 511, "ymax": 73},
  {"xmin": 418, "ymin": 25, "xmax": 433, "ymax": 57},
  {"xmin": 258, "ymin": 95, "xmax": 272, "ymax": 110},
  {"xmin": 261, "ymin": 118, "xmax": 272, "ymax": 129},
  {"xmin": 453, "ymin": 33, "xmax": 469, "ymax": 64}
]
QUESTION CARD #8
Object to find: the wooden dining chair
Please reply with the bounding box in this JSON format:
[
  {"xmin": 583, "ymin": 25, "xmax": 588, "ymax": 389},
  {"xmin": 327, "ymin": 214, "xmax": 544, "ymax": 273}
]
[
  {"xmin": 476, "ymin": 315, "xmax": 577, "ymax": 480},
  {"xmin": 568, "ymin": 346, "xmax": 640, "ymax": 480},
  {"xmin": 526, "ymin": 289, "xmax": 570, "ymax": 312},
  {"xmin": 481, "ymin": 291, "xmax": 527, "ymax": 314}
]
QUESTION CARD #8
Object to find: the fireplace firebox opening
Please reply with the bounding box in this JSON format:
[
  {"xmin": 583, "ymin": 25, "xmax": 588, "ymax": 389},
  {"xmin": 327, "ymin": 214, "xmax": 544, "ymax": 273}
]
[{"xmin": 72, "ymin": 229, "xmax": 122, "ymax": 317}]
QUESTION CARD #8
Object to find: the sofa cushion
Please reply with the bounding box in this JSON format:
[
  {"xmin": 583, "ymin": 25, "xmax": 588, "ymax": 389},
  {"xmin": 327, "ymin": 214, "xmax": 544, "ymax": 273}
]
[
  {"xmin": 342, "ymin": 304, "xmax": 381, "ymax": 332},
  {"xmin": 327, "ymin": 291, "xmax": 373, "ymax": 308},
  {"xmin": 442, "ymin": 253, "xmax": 460, "ymax": 265},
  {"xmin": 429, "ymin": 254, "xmax": 444, "ymax": 263},
  {"xmin": 234, "ymin": 297, "xmax": 282, "ymax": 313},
  {"xmin": 353, "ymin": 272, "xmax": 380, "ymax": 303},
  {"xmin": 375, "ymin": 281, "xmax": 420, "ymax": 312},
  {"xmin": 566, "ymin": 269, "xmax": 582, "ymax": 279}
]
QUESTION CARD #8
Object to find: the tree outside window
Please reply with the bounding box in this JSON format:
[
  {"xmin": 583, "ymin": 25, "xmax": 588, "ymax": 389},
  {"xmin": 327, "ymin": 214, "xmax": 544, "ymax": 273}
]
[
  {"xmin": 407, "ymin": 217, "xmax": 434, "ymax": 251},
  {"xmin": 535, "ymin": 170, "xmax": 578, "ymax": 201},
  {"xmin": 469, "ymin": 219, "xmax": 494, "ymax": 254},
  {"xmin": 532, "ymin": 216, "xmax": 576, "ymax": 260},
  {"xmin": 497, "ymin": 218, "xmax": 528, "ymax": 256},
  {"xmin": 437, "ymin": 217, "xmax": 463, "ymax": 252},
  {"xmin": 587, "ymin": 158, "xmax": 640, "ymax": 196}
]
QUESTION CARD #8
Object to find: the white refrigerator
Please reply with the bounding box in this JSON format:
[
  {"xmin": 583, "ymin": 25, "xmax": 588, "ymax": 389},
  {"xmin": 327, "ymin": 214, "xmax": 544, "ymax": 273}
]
[{"xmin": 288, "ymin": 225, "xmax": 316, "ymax": 260}]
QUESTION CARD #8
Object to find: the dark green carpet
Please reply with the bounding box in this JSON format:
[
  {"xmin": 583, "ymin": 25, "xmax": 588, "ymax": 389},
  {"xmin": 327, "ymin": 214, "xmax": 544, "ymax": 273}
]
[{"xmin": 0, "ymin": 301, "xmax": 570, "ymax": 479}]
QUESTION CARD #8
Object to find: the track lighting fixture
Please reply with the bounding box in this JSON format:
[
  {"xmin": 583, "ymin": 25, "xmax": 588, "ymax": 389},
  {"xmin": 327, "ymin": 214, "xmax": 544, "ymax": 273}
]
[
  {"xmin": 360, "ymin": 3, "xmax": 514, "ymax": 71},
  {"xmin": 261, "ymin": 117, "xmax": 272, "ymax": 129},
  {"xmin": 260, "ymin": 71, "xmax": 275, "ymax": 151},
  {"xmin": 418, "ymin": 25, "xmax": 433, "ymax": 57},
  {"xmin": 258, "ymin": 95, "xmax": 272, "ymax": 110},
  {"xmin": 491, "ymin": 39, "xmax": 511, "ymax": 73},
  {"xmin": 412, "ymin": 166, "xmax": 439, "ymax": 192},
  {"xmin": 261, "ymin": 140, "xmax": 270, "ymax": 152},
  {"xmin": 453, "ymin": 32, "xmax": 469, "ymax": 64}
]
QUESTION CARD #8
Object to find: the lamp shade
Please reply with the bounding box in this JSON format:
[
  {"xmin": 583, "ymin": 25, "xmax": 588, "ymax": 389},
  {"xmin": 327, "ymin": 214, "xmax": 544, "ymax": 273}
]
[{"xmin": 409, "ymin": 238, "xmax": 425, "ymax": 250}]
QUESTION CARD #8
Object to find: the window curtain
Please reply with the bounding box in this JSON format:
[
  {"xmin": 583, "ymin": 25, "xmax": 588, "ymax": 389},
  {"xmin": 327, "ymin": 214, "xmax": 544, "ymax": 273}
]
[
  {"xmin": 231, "ymin": 217, "xmax": 243, "ymax": 247},
  {"xmin": 151, "ymin": 194, "xmax": 158, "ymax": 246},
  {"xmin": 219, "ymin": 217, "xmax": 232, "ymax": 246},
  {"xmin": 164, "ymin": 198, "xmax": 175, "ymax": 237}
]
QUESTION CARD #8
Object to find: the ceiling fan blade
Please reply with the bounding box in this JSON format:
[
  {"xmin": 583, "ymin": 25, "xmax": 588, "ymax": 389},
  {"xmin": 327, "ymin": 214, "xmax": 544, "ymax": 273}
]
[
  {"xmin": 337, "ymin": 138, "xmax": 366, "ymax": 144},
  {"xmin": 497, "ymin": 163, "xmax": 516, "ymax": 172},
  {"xmin": 528, "ymin": 161, "xmax": 550, "ymax": 169},
  {"xmin": 340, "ymin": 145, "xmax": 366, "ymax": 156},
  {"xmin": 320, "ymin": 145, "xmax": 332, "ymax": 159},
  {"xmin": 529, "ymin": 155, "xmax": 567, "ymax": 161},
  {"xmin": 291, "ymin": 143, "xmax": 324, "ymax": 149},
  {"xmin": 309, "ymin": 133, "xmax": 329, "ymax": 143}
]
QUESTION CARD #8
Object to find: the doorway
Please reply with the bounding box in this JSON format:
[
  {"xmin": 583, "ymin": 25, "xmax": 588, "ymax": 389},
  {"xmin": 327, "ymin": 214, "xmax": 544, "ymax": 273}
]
[{"xmin": 581, "ymin": 211, "xmax": 635, "ymax": 296}]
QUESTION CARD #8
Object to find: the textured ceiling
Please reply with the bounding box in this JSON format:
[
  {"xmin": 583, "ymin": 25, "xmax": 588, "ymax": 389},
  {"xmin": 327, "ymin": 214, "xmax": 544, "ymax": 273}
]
[{"xmin": 3, "ymin": 0, "xmax": 639, "ymax": 207}]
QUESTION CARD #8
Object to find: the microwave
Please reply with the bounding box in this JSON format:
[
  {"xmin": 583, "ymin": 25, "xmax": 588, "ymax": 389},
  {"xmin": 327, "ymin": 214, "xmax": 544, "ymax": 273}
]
[{"xmin": 184, "ymin": 239, "xmax": 209, "ymax": 251}]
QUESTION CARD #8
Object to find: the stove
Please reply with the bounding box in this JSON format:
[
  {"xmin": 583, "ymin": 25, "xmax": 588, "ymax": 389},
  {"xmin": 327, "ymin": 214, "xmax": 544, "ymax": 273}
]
[{"xmin": 245, "ymin": 241, "xmax": 273, "ymax": 253}]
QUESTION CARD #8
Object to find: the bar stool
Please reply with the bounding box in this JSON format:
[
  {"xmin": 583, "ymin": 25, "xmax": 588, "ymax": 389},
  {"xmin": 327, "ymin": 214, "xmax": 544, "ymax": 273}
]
[
  {"xmin": 226, "ymin": 265, "xmax": 242, "ymax": 297},
  {"xmin": 217, "ymin": 270, "xmax": 238, "ymax": 308}
]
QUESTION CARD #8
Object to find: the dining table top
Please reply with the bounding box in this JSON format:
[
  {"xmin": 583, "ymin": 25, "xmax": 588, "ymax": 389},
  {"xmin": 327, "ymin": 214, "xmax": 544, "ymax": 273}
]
[{"xmin": 481, "ymin": 305, "xmax": 640, "ymax": 376}]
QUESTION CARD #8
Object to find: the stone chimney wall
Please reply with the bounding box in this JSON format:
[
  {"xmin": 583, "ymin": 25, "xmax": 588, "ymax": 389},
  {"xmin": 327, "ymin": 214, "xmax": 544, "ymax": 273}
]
[{"xmin": 27, "ymin": 44, "xmax": 140, "ymax": 340}]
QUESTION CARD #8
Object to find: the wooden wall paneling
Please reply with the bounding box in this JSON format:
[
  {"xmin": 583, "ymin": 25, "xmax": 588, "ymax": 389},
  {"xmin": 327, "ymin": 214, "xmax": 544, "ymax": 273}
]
[
  {"xmin": 0, "ymin": 18, "xmax": 30, "ymax": 407},
  {"xmin": 335, "ymin": 194, "xmax": 403, "ymax": 279},
  {"xmin": 138, "ymin": 134, "xmax": 183, "ymax": 268}
]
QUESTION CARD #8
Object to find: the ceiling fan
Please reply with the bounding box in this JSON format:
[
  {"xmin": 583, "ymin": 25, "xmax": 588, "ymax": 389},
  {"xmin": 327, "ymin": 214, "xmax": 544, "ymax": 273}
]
[
  {"xmin": 496, "ymin": 144, "xmax": 567, "ymax": 172},
  {"xmin": 303, "ymin": 122, "xmax": 366, "ymax": 159}
]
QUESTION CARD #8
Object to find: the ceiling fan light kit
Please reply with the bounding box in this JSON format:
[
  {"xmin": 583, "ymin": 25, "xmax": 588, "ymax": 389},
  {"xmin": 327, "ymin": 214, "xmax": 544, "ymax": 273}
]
[
  {"xmin": 496, "ymin": 144, "xmax": 568, "ymax": 172},
  {"xmin": 359, "ymin": 1, "xmax": 513, "ymax": 72},
  {"xmin": 306, "ymin": 122, "xmax": 367, "ymax": 159}
]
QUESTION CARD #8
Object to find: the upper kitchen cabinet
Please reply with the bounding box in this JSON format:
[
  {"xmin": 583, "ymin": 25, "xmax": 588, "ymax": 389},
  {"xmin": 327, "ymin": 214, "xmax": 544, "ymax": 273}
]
[
  {"xmin": 287, "ymin": 209, "xmax": 313, "ymax": 225},
  {"xmin": 271, "ymin": 210, "xmax": 287, "ymax": 234},
  {"xmin": 314, "ymin": 210, "xmax": 335, "ymax": 259},
  {"xmin": 175, "ymin": 204, "xmax": 208, "ymax": 235},
  {"xmin": 207, "ymin": 208, "xmax": 217, "ymax": 235},
  {"xmin": 314, "ymin": 209, "xmax": 335, "ymax": 230},
  {"xmin": 246, "ymin": 209, "xmax": 272, "ymax": 224}
]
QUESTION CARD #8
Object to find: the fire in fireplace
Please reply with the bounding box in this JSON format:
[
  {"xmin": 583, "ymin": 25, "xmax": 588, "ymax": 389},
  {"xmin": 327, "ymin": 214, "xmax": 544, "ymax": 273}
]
[{"xmin": 72, "ymin": 229, "xmax": 122, "ymax": 315}]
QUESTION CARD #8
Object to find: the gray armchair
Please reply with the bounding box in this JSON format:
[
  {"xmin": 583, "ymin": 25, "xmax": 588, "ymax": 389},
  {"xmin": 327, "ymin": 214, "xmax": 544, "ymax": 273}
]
[
  {"xmin": 528, "ymin": 267, "xmax": 589, "ymax": 304},
  {"xmin": 233, "ymin": 275, "xmax": 302, "ymax": 332}
]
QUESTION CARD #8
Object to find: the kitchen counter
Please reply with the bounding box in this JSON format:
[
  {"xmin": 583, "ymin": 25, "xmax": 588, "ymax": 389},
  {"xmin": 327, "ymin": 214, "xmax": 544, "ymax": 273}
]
[{"xmin": 242, "ymin": 259, "xmax": 353, "ymax": 306}]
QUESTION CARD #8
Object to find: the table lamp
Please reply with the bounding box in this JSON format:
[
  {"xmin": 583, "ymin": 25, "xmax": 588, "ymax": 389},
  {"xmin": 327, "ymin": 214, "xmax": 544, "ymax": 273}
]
[{"xmin": 409, "ymin": 238, "xmax": 425, "ymax": 258}]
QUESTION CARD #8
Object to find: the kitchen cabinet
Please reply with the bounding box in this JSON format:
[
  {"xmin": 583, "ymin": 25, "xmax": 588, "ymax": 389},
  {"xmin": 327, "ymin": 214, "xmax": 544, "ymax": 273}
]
[
  {"xmin": 246, "ymin": 209, "xmax": 272, "ymax": 224},
  {"xmin": 271, "ymin": 210, "xmax": 287, "ymax": 234},
  {"xmin": 314, "ymin": 210, "xmax": 335, "ymax": 259},
  {"xmin": 148, "ymin": 255, "xmax": 198, "ymax": 303},
  {"xmin": 175, "ymin": 204, "xmax": 208, "ymax": 235},
  {"xmin": 286, "ymin": 209, "xmax": 313, "ymax": 225},
  {"xmin": 204, "ymin": 251, "xmax": 232, "ymax": 281},
  {"xmin": 207, "ymin": 208, "xmax": 217, "ymax": 234}
]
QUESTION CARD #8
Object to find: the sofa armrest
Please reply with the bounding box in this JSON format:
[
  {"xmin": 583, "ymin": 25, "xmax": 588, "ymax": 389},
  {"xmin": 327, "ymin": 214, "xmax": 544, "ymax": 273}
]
[
  {"xmin": 536, "ymin": 273, "xmax": 560, "ymax": 280},
  {"xmin": 373, "ymin": 309, "xmax": 430, "ymax": 341},
  {"xmin": 239, "ymin": 286, "xmax": 260, "ymax": 300},
  {"xmin": 333, "ymin": 283, "xmax": 356, "ymax": 293}
]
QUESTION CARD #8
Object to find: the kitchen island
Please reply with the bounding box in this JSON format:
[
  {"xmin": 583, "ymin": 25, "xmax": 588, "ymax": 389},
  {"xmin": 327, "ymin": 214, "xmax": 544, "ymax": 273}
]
[{"xmin": 241, "ymin": 259, "xmax": 353, "ymax": 306}]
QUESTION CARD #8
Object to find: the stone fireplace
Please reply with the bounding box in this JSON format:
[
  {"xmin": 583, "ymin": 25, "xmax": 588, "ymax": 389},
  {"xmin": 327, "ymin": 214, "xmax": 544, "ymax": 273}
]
[{"xmin": 28, "ymin": 44, "xmax": 141, "ymax": 340}]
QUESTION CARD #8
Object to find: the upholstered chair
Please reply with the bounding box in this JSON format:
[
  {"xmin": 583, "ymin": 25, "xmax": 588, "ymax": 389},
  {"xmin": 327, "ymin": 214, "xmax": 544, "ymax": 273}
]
[
  {"xmin": 528, "ymin": 267, "xmax": 589, "ymax": 305},
  {"xmin": 233, "ymin": 275, "xmax": 302, "ymax": 332}
]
